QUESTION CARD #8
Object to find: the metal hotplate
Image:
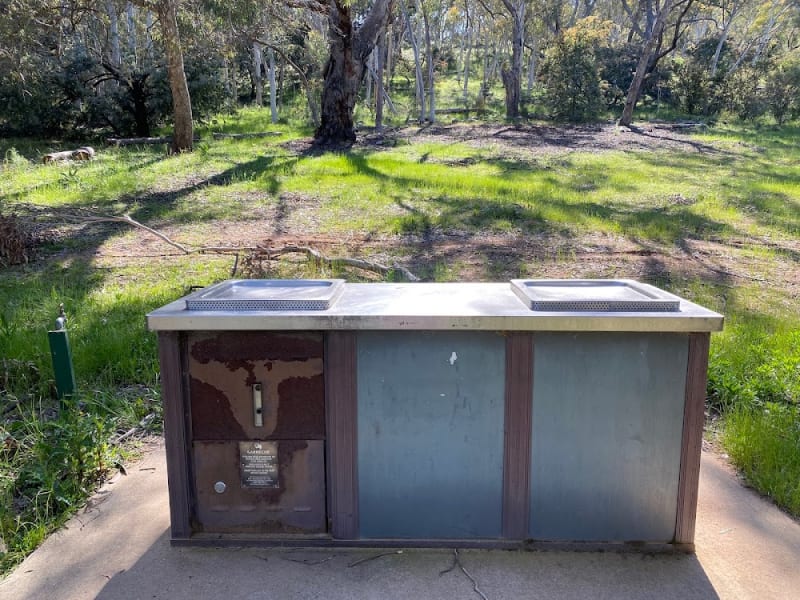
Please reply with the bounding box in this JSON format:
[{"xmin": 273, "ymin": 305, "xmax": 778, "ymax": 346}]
[
  {"xmin": 148, "ymin": 281, "xmax": 723, "ymax": 332},
  {"xmin": 510, "ymin": 279, "xmax": 681, "ymax": 312},
  {"xmin": 185, "ymin": 279, "xmax": 345, "ymax": 311}
]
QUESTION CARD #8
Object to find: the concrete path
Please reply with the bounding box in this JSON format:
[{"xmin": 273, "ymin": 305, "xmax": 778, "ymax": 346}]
[{"xmin": 2, "ymin": 439, "xmax": 798, "ymax": 600}]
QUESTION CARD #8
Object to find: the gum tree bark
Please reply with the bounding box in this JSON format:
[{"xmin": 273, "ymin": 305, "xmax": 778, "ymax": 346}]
[
  {"xmin": 155, "ymin": 0, "xmax": 193, "ymax": 152},
  {"xmin": 618, "ymin": 0, "xmax": 672, "ymax": 127},
  {"xmin": 314, "ymin": 0, "xmax": 393, "ymax": 145},
  {"xmin": 500, "ymin": 0, "xmax": 525, "ymax": 120}
]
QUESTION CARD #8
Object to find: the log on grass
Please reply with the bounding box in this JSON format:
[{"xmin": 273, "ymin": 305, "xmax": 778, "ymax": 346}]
[
  {"xmin": 106, "ymin": 136, "xmax": 199, "ymax": 146},
  {"xmin": 212, "ymin": 132, "xmax": 282, "ymax": 140},
  {"xmin": 42, "ymin": 147, "xmax": 95, "ymax": 163}
]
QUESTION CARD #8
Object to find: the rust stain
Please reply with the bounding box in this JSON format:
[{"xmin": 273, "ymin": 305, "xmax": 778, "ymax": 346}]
[
  {"xmin": 190, "ymin": 351, "xmax": 324, "ymax": 440},
  {"xmin": 190, "ymin": 378, "xmax": 246, "ymax": 439},
  {"xmin": 190, "ymin": 332, "xmax": 323, "ymax": 368},
  {"xmin": 274, "ymin": 375, "xmax": 325, "ymax": 439}
]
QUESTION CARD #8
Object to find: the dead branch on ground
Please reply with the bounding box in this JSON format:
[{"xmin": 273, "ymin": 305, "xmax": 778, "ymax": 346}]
[{"xmin": 59, "ymin": 212, "xmax": 420, "ymax": 282}]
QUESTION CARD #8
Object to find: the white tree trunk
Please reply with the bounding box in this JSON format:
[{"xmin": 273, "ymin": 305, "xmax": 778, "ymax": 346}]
[
  {"xmin": 422, "ymin": 3, "xmax": 435, "ymax": 123},
  {"xmin": 126, "ymin": 2, "xmax": 137, "ymax": 65},
  {"xmin": 268, "ymin": 48, "xmax": 278, "ymax": 123},
  {"xmin": 108, "ymin": 1, "xmax": 121, "ymax": 67},
  {"xmin": 375, "ymin": 33, "xmax": 385, "ymax": 129},
  {"xmin": 401, "ymin": 1, "xmax": 425, "ymax": 123},
  {"xmin": 253, "ymin": 41, "xmax": 263, "ymax": 106}
]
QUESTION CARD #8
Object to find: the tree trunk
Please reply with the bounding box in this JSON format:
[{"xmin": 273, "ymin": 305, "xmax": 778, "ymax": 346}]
[
  {"xmin": 375, "ymin": 33, "xmax": 386, "ymax": 129},
  {"xmin": 527, "ymin": 37, "xmax": 537, "ymax": 94},
  {"xmin": 108, "ymin": 1, "xmax": 121, "ymax": 67},
  {"xmin": 462, "ymin": 0, "xmax": 472, "ymax": 106},
  {"xmin": 126, "ymin": 2, "xmax": 138, "ymax": 65},
  {"xmin": 268, "ymin": 48, "xmax": 278, "ymax": 123},
  {"xmin": 618, "ymin": 0, "xmax": 672, "ymax": 127},
  {"xmin": 315, "ymin": 0, "xmax": 393, "ymax": 145},
  {"xmin": 400, "ymin": 0, "xmax": 425, "ymax": 122},
  {"xmin": 156, "ymin": 0, "xmax": 193, "ymax": 152},
  {"xmin": 422, "ymin": 4, "xmax": 435, "ymax": 123},
  {"xmin": 253, "ymin": 41, "xmax": 263, "ymax": 106},
  {"xmin": 501, "ymin": 0, "xmax": 525, "ymax": 120}
]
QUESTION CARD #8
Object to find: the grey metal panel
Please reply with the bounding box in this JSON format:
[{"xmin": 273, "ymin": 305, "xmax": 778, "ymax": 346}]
[
  {"xmin": 530, "ymin": 333, "xmax": 688, "ymax": 542},
  {"xmin": 357, "ymin": 331, "xmax": 506, "ymax": 539}
]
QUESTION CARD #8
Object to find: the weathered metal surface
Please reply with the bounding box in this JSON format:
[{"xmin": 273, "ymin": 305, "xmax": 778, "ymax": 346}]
[
  {"xmin": 193, "ymin": 440, "xmax": 326, "ymax": 534},
  {"xmin": 529, "ymin": 332, "xmax": 688, "ymax": 542},
  {"xmin": 185, "ymin": 279, "xmax": 345, "ymax": 311},
  {"xmin": 510, "ymin": 279, "xmax": 681, "ymax": 312},
  {"xmin": 148, "ymin": 283, "xmax": 724, "ymax": 332},
  {"xmin": 502, "ymin": 332, "xmax": 533, "ymax": 539},
  {"xmin": 675, "ymin": 332, "xmax": 711, "ymax": 545},
  {"xmin": 188, "ymin": 332, "xmax": 325, "ymax": 440},
  {"xmin": 158, "ymin": 332, "xmax": 192, "ymax": 540},
  {"xmin": 357, "ymin": 331, "xmax": 505, "ymax": 539},
  {"xmin": 325, "ymin": 331, "xmax": 359, "ymax": 539}
]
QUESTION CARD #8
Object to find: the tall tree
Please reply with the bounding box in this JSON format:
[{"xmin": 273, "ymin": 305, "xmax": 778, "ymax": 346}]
[
  {"xmin": 500, "ymin": 0, "xmax": 526, "ymax": 119},
  {"xmin": 314, "ymin": 0, "xmax": 394, "ymax": 144},
  {"xmin": 153, "ymin": 0, "xmax": 193, "ymax": 152}
]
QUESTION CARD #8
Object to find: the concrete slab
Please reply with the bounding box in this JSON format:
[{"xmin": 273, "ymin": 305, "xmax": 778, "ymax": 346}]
[{"xmin": 1, "ymin": 439, "xmax": 798, "ymax": 600}]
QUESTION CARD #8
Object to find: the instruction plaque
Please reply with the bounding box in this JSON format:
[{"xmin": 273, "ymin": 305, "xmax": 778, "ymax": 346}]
[{"xmin": 239, "ymin": 441, "xmax": 279, "ymax": 488}]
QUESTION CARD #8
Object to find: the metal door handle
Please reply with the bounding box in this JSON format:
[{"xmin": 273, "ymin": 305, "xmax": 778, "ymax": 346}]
[{"xmin": 253, "ymin": 383, "xmax": 263, "ymax": 427}]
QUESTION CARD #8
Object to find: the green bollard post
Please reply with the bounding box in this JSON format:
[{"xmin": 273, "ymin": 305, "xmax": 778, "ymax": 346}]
[{"xmin": 48, "ymin": 303, "xmax": 76, "ymax": 403}]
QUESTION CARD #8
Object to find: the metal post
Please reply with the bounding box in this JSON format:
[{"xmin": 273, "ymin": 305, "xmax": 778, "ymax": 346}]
[{"xmin": 48, "ymin": 303, "xmax": 76, "ymax": 401}]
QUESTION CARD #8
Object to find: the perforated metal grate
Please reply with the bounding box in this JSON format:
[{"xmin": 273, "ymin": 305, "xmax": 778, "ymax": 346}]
[
  {"xmin": 186, "ymin": 299, "xmax": 332, "ymax": 311},
  {"xmin": 530, "ymin": 300, "xmax": 679, "ymax": 312}
]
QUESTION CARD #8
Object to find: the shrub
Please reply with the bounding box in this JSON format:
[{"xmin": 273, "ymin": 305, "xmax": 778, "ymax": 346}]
[
  {"xmin": 764, "ymin": 59, "xmax": 800, "ymax": 124},
  {"xmin": 541, "ymin": 18, "xmax": 611, "ymax": 121}
]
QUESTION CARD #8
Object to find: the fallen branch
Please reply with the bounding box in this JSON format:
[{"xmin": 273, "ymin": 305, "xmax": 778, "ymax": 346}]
[
  {"xmin": 111, "ymin": 413, "xmax": 156, "ymax": 446},
  {"xmin": 347, "ymin": 550, "xmax": 403, "ymax": 568},
  {"xmin": 265, "ymin": 245, "xmax": 420, "ymax": 282},
  {"xmin": 58, "ymin": 211, "xmax": 420, "ymax": 282},
  {"xmin": 212, "ymin": 132, "xmax": 282, "ymax": 140},
  {"xmin": 106, "ymin": 136, "xmax": 199, "ymax": 146},
  {"xmin": 76, "ymin": 214, "xmax": 191, "ymax": 254}
]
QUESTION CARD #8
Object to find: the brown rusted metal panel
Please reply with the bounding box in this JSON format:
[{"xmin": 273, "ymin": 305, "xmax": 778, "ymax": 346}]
[
  {"xmin": 158, "ymin": 331, "xmax": 192, "ymax": 540},
  {"xmin": 193, "ymin": 440, "xmax": 327, "ymax": 533},
  {"xmin": 325, "ymin": 331, "xmax": 359, "ymax": 539},
  {"xmin": 188, "ymin": 332, "xmax": 325, "ymax": 440},
  {"xmin": 674, "ymin": 332, "xmax": 710, "ymax": 547},
  {"xmin": 502, "ymin": 332, "xmax": 533, "ymax": 539}
]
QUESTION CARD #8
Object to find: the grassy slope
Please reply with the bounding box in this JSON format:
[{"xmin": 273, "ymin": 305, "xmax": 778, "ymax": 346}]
[{"xmin": 1, "ymin": 112, "xmax": 798, "ymax": 571}]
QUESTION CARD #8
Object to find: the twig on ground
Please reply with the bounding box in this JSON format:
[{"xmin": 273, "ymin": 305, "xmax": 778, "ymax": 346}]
[
  {"xmin": 347, "ymin": 550, "xmax": 403, "ymax": 567},
  {"xmin": 110, "ymin": 413, "xmax": 156, "ymax": 445},
  {"xmin": 56, "ymin": 211, "xmax": 420, "ymax": 282}
]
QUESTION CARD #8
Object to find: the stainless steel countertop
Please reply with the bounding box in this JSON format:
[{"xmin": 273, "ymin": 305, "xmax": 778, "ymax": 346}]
[{"xmin": 146, "ymin": 282, "xmax": 724, "ymax": 333}]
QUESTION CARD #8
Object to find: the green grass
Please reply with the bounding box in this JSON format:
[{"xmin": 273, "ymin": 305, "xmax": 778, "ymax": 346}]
[
  {"xmin": 1, "ymin": 110, "xmax": 799, "ymax": 572},
  {"xmin": 722, "ymin": 402, "xmax": 800, "ymax": 515}
]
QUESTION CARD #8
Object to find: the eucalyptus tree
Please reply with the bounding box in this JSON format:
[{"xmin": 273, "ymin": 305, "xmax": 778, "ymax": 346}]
[
  {"xmin": 618, "ymin": 0, "xmax": 697, "ymax": 126},
  {"xmin": 500, "ymin": 0, "xmax": 527, "ymax": 119},
  {"xmin": 288, "ymin": 0, "xmax": 393, "ymax": 145}
]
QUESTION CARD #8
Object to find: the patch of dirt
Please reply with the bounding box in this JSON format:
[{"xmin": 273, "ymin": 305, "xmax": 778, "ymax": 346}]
[{"xmin": 285, "ymin": 122, "xmax": 722, "ymax": 159}]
